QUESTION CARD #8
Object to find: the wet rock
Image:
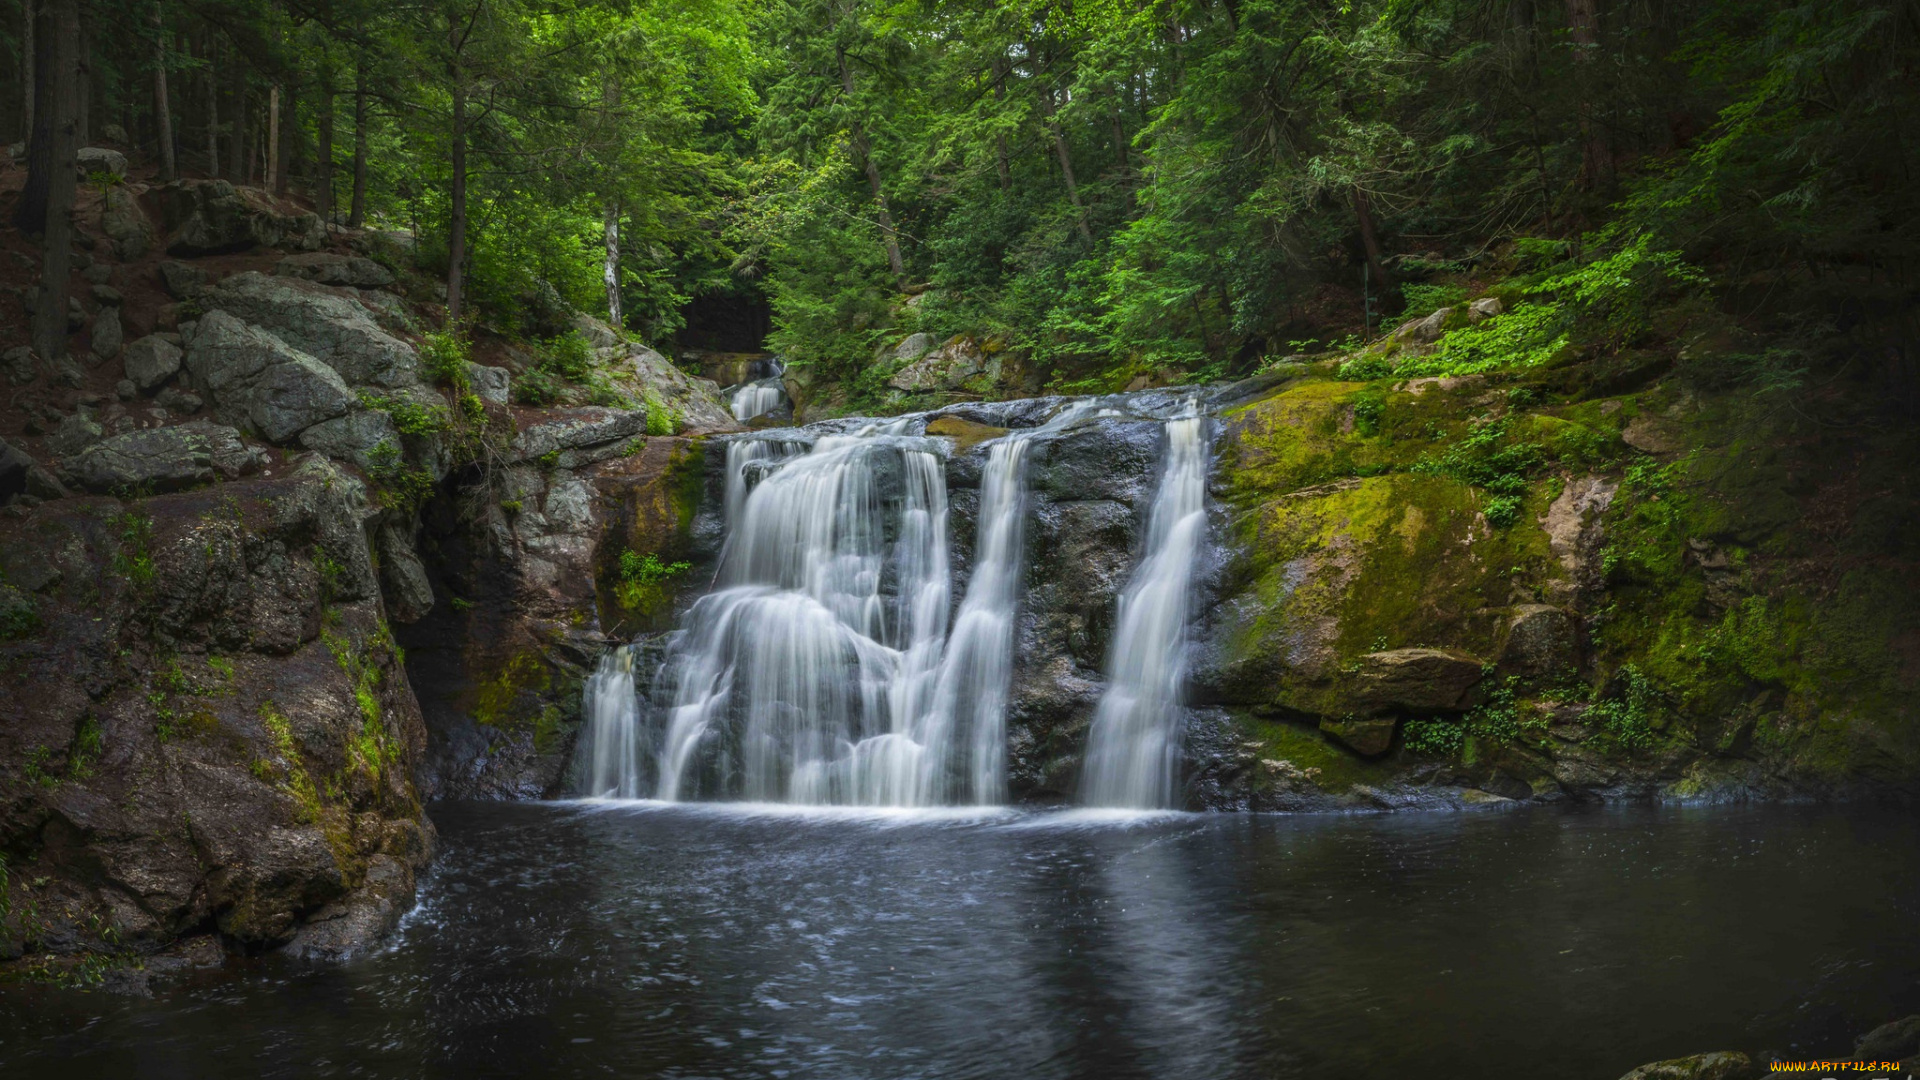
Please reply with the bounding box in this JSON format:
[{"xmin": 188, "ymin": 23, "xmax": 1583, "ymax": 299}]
[
  {"xmin": 201, "ymin": 272, "xmax": 418, "ymax": 388},
  {"xmin": 299, "ymin": 409, "xmax": 401, "ymax": 470},
  {"xmin": 925, "ymin": 415, "xmax": 1008, "ymax": 452},
  {"xmin": 1613, "ymin": 1052, "xmax": 1756, "ymax": 1080},
  {"xmin": 1499, "ymin": 604, "xmax": 1579, "ymax": 678},
  {"xmin": 1320, "ymin": 715, "xmax": 1398, "ymax": 756},
  {"xmin": 123, "ymin": 334, "xmax": 185, "ymax": 391},
  {"xmin": 1348, "ymin": 648, "xmax": 1487, "ymax": 712},
  {"xmin": 281, "ymin": 855, "xmax": 419, "ymax": 961},
  {"xmin": 275, "ymin": 251, "xmax": 396, "ymax": 288},
  {"xmin": 156, "ymin": 259, "xmax": 209, "ymax": 300}
]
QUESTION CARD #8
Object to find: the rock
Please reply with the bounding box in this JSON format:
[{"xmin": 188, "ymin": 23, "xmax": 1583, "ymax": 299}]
[
  {"xmin": 624, "ymin": 343, "xmax": 737, "ymax": 432},
  {"xmin": 76, "ymin": 146, "xmax": 128, "ymax": 179},
  {"xmin": 91, "ymin": 283, "xmax": 122, "ymax": 305},
  {"xmin": 47, "ymin": 412, "xmax": 105, "ymax": 457},
  {"xmin": 888, "ymin": 336, "xmax": 995, "ymax": 393},
  {"xmin": 353, "ymin": 288, "xmax": 416, "ymax": 334},
  {"xmin": 89, "ymin": 304, "xmax": 123, "ymax": 361},
  {"xmin": 378, "ymin": 522, "xmax": 435, "ymax": 623},
  {"xmin": 1467, "ymin": 296, "xmax": 1504, "ymax": 323},
  {"xmin": 299, "ymin": 409, "xmax": 401, "ymax": 470},
  {"xmin": 157, "ymin": 259, "xmax": 210, "ymax": 300},
  {"xmin": 82, "ymin": 261, "xmax": 113, "ymax": 284},
  {"xmin": 1541, "ymin": 474, "xmax": 1618, "ymax": 599},
  {"xmin": 153, "ymin": 178, "xmax": 324, "ymax": 255},
  {"xmin": 275, "ymin": 251, "xmax": 395, "ymax": 288},
  {"xmin": 183, "ymin": 309, "xmax": 313, "ymax": 413},
  {"xmin": 572, "ymin": 312, "xmax": 622, "ymax": 348},
  {"xmin": 247, "ymin": 357, "xmax": 356, "ymax": 442},
  {"xmin": 510, "ymin": 407, "xmax": 650, "ymax": 464},
  {"xmin": 176, "ymin": 419, "xmax": 269, "ymax": 479},
  {"xmin": 202, "ymin": 272, "xmax": 418, "ymax": 387},
  {"xmin": 1623, "ymin": 414, "xmax": 1686, "ymax": 455},
  {"xmin": 1320, "ymin": 715, "xmax": 1398, "ymax": 756},
  {"xmin": 1499, "ymin": 604, "xmax": 1578, "ymax": 677},
  {"xmin": 155, "ymin": 386, "xmax": 203, "ymax": 415},
  {"xmin": 67, "ymin": 294, "xmax": 86, "ymax": 331},
  {"xmin": 1855, "ymin": 1015, "xmax": 1920, "ymax": 1060},
  {"xmin": 123, "ymin": 334, "xmax": 185, "ymax": 391},
  {"xmin": 892, "ymin": 332, "xmax": 936, "ymax": 362},
  {"xmin": 51, "ymin": 357, "xmax": 85, "ymax": 387},
  {"xmin": 115, "ymin": 378, "xmax": 137, "ymax": 400},
  {"xmin": 281, "ymin": 855, "xmax": 418, "ymax": 961},
  {"xmin": 99, "ymin": 186, "xmax": 151, "ymax": 260},
  {"xmin": 926, "ymin": 415, "xmax": 1008, "ymax": 452},
  {"xmin": 1614, "ymin": 1051, "xmax": 1756, "ymax": 1080},
  {"xmin": 1393, "ymin": 307, "xmax": 1451, "ymax": 345},
  {"xmin": 62, "ymin": 426, "xmax": 215, "ymax": 492},
  {"xmin": 1350, "ymin": 648, "xmax": 1487, "ymax": 712},
  {"xmin": 0, "ymin": 438, "xmax": 58, "ymax": 505},
  {"xmin": 464, "ymin": 362, "xmax": 511, "ymax": 405},
  {"xmin": 2, "ymin": 345, "xmax": 35, "ymax": 385}
]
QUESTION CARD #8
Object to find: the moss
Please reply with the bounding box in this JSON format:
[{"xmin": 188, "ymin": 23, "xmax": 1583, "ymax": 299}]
[{"xmin": 1230, "ymin": 714, "xmax": 1392, "ymax": 793}]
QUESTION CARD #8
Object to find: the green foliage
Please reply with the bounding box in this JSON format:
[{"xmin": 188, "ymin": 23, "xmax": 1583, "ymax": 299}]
[
  {"xmin": 0, "ymin": 585, "xmax": 38, "ymax": 640},
  {"xmin": 112, "ymin": 511, "xmax": 155, "ymax": 589},
  {"xmin": 364, "ymin": 441, "xmax": 437, "ymax": 513},
  {"xmin": 418, "ymin": 331, "xmax": 472, "ymax": 390},
  {"xmin": 1399, "ymin": 283, "xmax": 1467, "ymax": 316},
  {"xmin": 358, "ymin": 391, "xmax": 450, "ymax": 438},
  {"xmin": 1402, "ymin": 716, "xmax": 1464, "ymax": 756},
  {"xmin": 1338, "ymin": 356, "xmax": 1394, "ymax": 382},
  {"xmin": 1590, "ymin": 665, "xmax": 1663, "ymax": 752},
  {"xmin": 614, "ymin": 550, "xmax": 690, "ymax": 612},
  {"xmin": 1411, "ymin": 418, "xmax": 1542, "ymax": 519}
]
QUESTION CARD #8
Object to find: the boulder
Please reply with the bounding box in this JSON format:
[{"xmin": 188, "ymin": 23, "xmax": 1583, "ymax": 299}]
[
  {"xmin": 1467, "ymin": 296, "xmax": 1504, "ymax": 323},
  {"xmin": 0, "ymin": 438, "xmax": 64, "ymax": 505},
  {"xmin": 91, "ymin": 283, "xmax": 122, "ymax": 306},
  {"xmin": 1855, "ymin": 1014, "xmax": 1920, "ymax": 1060},
  {"xmin": 153, "ymin": 178, "xmax": 324, "ymax": 255},
  {"xmin": 275, "ymin": 251, "xmax": 395, "ymax": 288},
  {"xmin": 1393, "ymin": 307, "xmax": 1451, "ymax": 345},
  {"xmin": 1614, "ymin": 1052, "xmax": 1756, "ymax": 1080},
  {"xmin": 76, "ymin": 146, "xmax": 128, "ymax": 179},
  {"xmin": 115, "ymin": 378, "xmax": 137, "ymax": 400},
  {"xmin": 156, "ymin": 259, "xmax": 209, "ymax": 300},
  {"xmin": 377, "ymin": 522, "xmax": 435, "ymax": 623},
  {"xmin": 89, "ymin": 304, "xmax": 123, "ymax": 362},
  {"xmin": 625, "ymin": 343, "xmax": 737, "ymax": 432},
  {"xmin": 155, "ymin": 387, "xmax": 203, "ymax": 415},
  {"xmin": 573, "ymin": 312, "xmax": 622, "ymax": 348},
  {"xmin": 1319, "ymin": 716, "xmax": 1398, "ymax": 756},
  {"xmin": 47, "ymin": 412, "xmax": 104, "ymax": 458},
  {"xmin": 1499, "ymin": 604, "xmax": 1579, "ymax": 678},
  {"xmin": 123, "ymin": 334, "xmax": 185, "ymax": 391},
  {"xmin": 1623, "ymin": 414, "xmax": 1686, "ymax": 455},
  {"xmin": 510, "ymin": 407, "xmax": 650, "ymax": 464},
  {"xmin": 1349, "ymin": 649, "xmax": 1487, "ymax": 712},
  {"xmin": 892, "ymin": 332, "xmax": 936, "ymax": 362},
  {"xmin": 99, "ymin": 186, "xmax": 151, "ymax": 260},
  {"xmin": 247, "ymin": 357, "xmax": 355, "ymax": 442},
  {"xmin": 354, "ymin": 288, "xmax": 416, "ymax": 334},
  {"xmin": 63, "ymin": 426, "xmax": 215, "ymax": 492},
  {"xmin": 888, "ymin": 336, "xmax": 995, "ymax": 393},
  {"xmin": 183, "ymin": 309, "xmax": 311, "ymax": 407},
  {"xmin": 925, "ymin": 415, "xmax": 1008, "ymax": 452},
  {"xmin": 2, "ymin": 345, "xmax": 36, "ymax": 385},
  {"xmin": 299, "ymin": 409, "xmax": 401, "ymax": 470},
  {"xmin": 464, "ymin": 362, "xmax": 511, "ymax": 405},
  {"xmin": 67, "ymin": 294, "xmax": 85, "ymax": 331},
  {"xmin": 176, "ymin": 419, "xmax": 270, "ymax": 479},
  {"xmin": 1541, "ymin": 474, "xmax": 1618, "ymax": 600},
  {"xmin": 202, "ymin": 272, "xmax": 418, "ymax": 387}
]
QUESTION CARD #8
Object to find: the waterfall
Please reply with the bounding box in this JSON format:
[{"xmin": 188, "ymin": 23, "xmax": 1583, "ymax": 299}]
[
  {"xmin": 1080, "ymin": 407, "xmax": 1210, "ymax": 809},
  {"xmin": 730, "ymin": 380, "xmax": 786, "ymax": 422},
  {"xmin": 579, "ymin": 646, "xmax": 643, "ymax": 798}
]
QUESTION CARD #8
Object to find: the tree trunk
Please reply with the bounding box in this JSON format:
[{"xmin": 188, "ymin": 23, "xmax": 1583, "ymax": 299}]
[
  {"xmin": 349, "ymin": 60, "xmax": 367, "ymax": 226},
  {"xmin": 203, "ymin": 32, "xmax": 217, "ymax": 176},
  {"xmin": 1036, "ymin": 80, "xmax": 1092, "ymax": 244},
  {"xmin": 72, "ymin": 10, "xmax": 85, "ymax": 145},
  {"xmin": 19, "ymin": 0, "xmax": 32, "ymax": 144},
  {"xmin": 447, "ymin": 71, "xmax": 467, "ymax": 323},
  {"xmin": 150, "ymin": 0, "xmax": 173, "ymax": 180},
  {"xmin": 1564, "ymin": 0, "xmax": 1612, "ymax": 191},
  {"xmin": 990, "ymin": 55, "xmax": 1011, "ymax": 192},
  {"xmin": 265, "ymin": 83, "xmax": 279, "ymax": 192},
  {"xmin": 13, "ymin": 0, "xmax": 51, "ymax": 231},
  {"xmin": 837, "ymin": 45, "xmax": 905, "ymax": 277},
  {"xmin": 273, "ymin": 85, "xmax": 292, "ymax": 195},
  {"xmin": 315, "ymin": 74, "xmax": 332, "ymax": 225},
  {"xmin": 226, "ymin": 59, "xmax": 245, "ymax": 180},
  {"xmin": 603, "ymin": 202, "xmax": 621, "ymax": 327},
  {"xmin": 1351, "ymin": 184, "xmax": 1391, "ymax": 294},
  {"xmin": 30, "ymin": 0, "xmax": 77, "ymax": 363}
]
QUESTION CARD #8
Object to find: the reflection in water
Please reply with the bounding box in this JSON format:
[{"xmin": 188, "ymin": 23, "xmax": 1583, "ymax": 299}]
[{"xmin": 1, "ymin": 804, "xmax": 1917, "ymax": 1080}]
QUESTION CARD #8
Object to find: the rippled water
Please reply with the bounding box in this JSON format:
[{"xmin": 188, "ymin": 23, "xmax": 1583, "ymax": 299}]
[{"xmin": 3, "ymin": 802, "xmax": 1917, "ymax": 1079}]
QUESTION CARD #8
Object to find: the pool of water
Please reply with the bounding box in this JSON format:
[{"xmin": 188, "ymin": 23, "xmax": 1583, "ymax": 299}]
[{"xmin": 2, "ymin": 801, "xmax": 1916, "ymax": 1079}]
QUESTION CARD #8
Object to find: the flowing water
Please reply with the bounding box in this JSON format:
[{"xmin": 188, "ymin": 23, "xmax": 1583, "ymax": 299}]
[
  {"xmin": 730, "ymin": 379, "xmax": 788, "ymax": 422},
  {"xmin": 1081, "ymin": 408, "xmax": 1210, "ymax": 809},
  {"xmin": 5, "ymin": 802, "xmax": 1915, "ymax": 1079}
]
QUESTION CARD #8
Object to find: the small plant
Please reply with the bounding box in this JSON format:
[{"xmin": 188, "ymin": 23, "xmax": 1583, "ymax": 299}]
[
  {"xmin": 418, "ymin": 330, "xmax": 472, "ymax": 390},
  {"xmin": 1350, "ymin": 390, "xmax": 1386, "ymax": 437},
  {"xmin": 614, "ymin": 550, "xmax": 690, "ymax": 612},
  {"xmin": 67, "ymin": 716, "xmax": 102, "ymax": 780},
  {"xmin": 642, "ymin": 389, "xmax": 677, "ymax": 436},
  {"xmin": 1591, "ymin": 665, "xmax": 1662, "ymax": 751},
  {"xmin": 1483, "ymin": 493, "xmax": 1524, "ymax": 529},
  {"xmin": 358, "ymin": 391, "xmax": 449, "ymax": 437},
  {"xmin": 1338, "ymin": 355, "xmax": 1393, "ymax": 381},
  {"xmin": 543, "ymin": 332, "xmax": 594, "ymax": 381},
  {"xmin": 113, "ymin": 511, "xmax": 156, "ymax": 589},
  {"xmin": 1400, "ymin": 282, "xmax": 1468, "ymax": 315},
  {"xmin": 1402, "ymin": 716, "xmax": 1465, "ymax": 756}
]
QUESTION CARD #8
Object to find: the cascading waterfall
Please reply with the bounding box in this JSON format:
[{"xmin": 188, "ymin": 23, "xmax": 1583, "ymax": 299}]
[
  {"xmin": 730, "ymin": 379, "xmax": 787, "ymax": 422},
  {"xmin": 579, "ymin": 646, "xmax": 643, "ymax": 799},
  {"xmin": 1080, "ymin": 406, "xmax": 1210, "ymax": 809}
]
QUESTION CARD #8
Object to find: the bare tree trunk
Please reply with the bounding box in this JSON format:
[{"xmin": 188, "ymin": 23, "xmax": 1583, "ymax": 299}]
[
  {"xmin": 226, "ymin": 59, "xmax": 245, "ymax": 180},
  {"xmin": 349, "ymin": 60, "xmax": 366, "ymax": 226},
  {"xmin": 30, "ymin": 0, "xmax": 77, "ymax": 363},
  {"xmin": 447, "ymin": 70, "xmax": 467, "ymax": 322},
  {"xmin": 150, "ymin": 0, "xmax": 173, "ymax": 180},
  {"xmin": 19, "ymin": 0, "xmax": 32, "ymax": 143},
  {"xmin": 1564, "ymin": 0, "xmax": 1612, "ymax": 191},
  {"xmin": 1351, "ymin": 184, "xmax": 1391, "ymax": 294},
  {"xmin": 273, "ymin": 85, "xmax": 291, "ymax": 195},
  {"xmin": 265, "ymin": 83, "xmax": 279, "ymax": 192},
  {"xmin": 1036, "ymin": 79, "xmax": 1092, "ymax": 244},
  {"xmin": 203, "ymin": 32, "xmax": 217, "ymax": 176},
  {"xmin": 603, "ymin": 202, "xmax": 622, "ymax": 327},
  {"xmin": 837, "ymin": 45, "xmax": 905, "ymax": 277},
  {"xmin": 315, "ymin": 71, "xmax": 332, "ymax": 224}
]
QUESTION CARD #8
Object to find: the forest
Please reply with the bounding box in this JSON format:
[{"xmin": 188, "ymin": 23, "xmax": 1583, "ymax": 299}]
[{"xmin": 5, "ymin": 0, "xmax": 1916, "ymax": 404}]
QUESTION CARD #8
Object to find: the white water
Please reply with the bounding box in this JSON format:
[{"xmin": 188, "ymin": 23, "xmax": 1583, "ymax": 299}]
[
  {"xmin": 1080, "ymin": 407, "xmax": 1210, "ymax": 809},
  {"xmin": 730, "ymin": 379, "xmax": 787, "ymax": 422}
]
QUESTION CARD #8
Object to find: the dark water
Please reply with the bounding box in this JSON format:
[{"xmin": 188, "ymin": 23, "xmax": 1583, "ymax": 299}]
[{"xmin": 3, "ymin": 802, "xmax": 1917, "ymax": 1080}]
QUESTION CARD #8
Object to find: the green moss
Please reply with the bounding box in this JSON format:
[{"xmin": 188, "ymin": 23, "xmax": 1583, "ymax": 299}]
[{"xmin": 1231, "ymin": 714, "xmax": 1391, "ymax": 793}]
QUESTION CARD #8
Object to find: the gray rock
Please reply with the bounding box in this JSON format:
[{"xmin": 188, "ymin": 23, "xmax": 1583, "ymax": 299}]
[
  {"xmin": 247, "ymin": 357, "xmax": 355, "ymax": 442},
  {"xmin": 91, "ymin": 283, "xmax": 122, "ymax": 305},
  {"xmin": 1856, "ymin": 1014, "xmax": 1920, "ymax": 1060},
  {"xmin": 155, "ymin": 387, "xmax": 203, "ymax": 415},
  {"xmin": 2, "ymin": 346, "xmax": 35, "ymax": 385},
  {"xmin": 63, "ymin": 426, "xmax": 215, "ymax": 492},
  {"xmin": 1499, "ymin": 604, "xmax": 1578, "ymax": 677},
  {"xmin": 1349, "ymin": 649, "xmax": 1487, "ymax": 712},
  {"xmin": 203, "ymin": 272, "xmax": 418, "ymax": 387},
  {"xmin": 888, "ymin": 336, "xmax": 995, "ymax": 393},
  {"xmin": 157, "ymin": 260, "xmax": 209, "ymax": 300},
  {"xmin": 115, "ymin": 378, "xmax": 137, "ymax": 400},
  {"xmin": 99, "ymin": 186, "xmax": 150, "ymax": 260},
  {"xmin": 89, "ymin": 304, "xmax": 123, "ymax": 361},
  {"xmin": 1613, "ymin": 1051, "xmax": 1754, "ymax": 1080},
  {"xmin": 47, "ymin": 412, "xmax": 104, "ymax": 457},
  {"xmin": 378, "ymin": 523, "xmax": 434, "ymax": 623},
  {"xmin": 0, "ymin": 438, "xmax": 53, "ymax": 505},
  {"xmin": 354, "ymin": 288, "xmax": 416, "ymax": 334},
  {"xmin": 299, "ymin": 409, "xmax": 400, "ymax": 470},
  {"xmin": 275, "ymin": 251, "xmax": 395, "ymax": 288},
  {"xmin": 154, "ymin": 178, "xmax": 323, "ymax": 255},
  {"xmin": 76, "ymin": 146, "xmax": 128, "ymax": 179},
  {"xmin": 1467, "ymin": 296, "xmax": 1504, "ymax": 323},
  {"xmin": 175, "ymin": 419, "xmax": 268, "ymax": 479},
  {"xmin": 281, "ymin": 855, "xmax": 418, "ymax": 961},
  {"xmin": 183, "ymin": 309, "xmax": 310, "ymax": 409},
  {"xmin": 1320, "ymin": 716, "xmax": 1399, "ymax": 756},
  {"xmin": 892, "ymin": 332, "xmax": 936, "ymax": 362},
  {"xmin": 463, "ymin": 362, "xmax": 511, "ymax": 405},
  {"xmin": 67, "ymin": 295, "xmax": 85, "ymax": 331},
  {"xmin": 626, "ymin": 343, "xmax": 736, "ymax": 432},
  {"xmin": 82, "ymin": 262, "xmax": 112, "ymax": 284},
  {"xmin": 510, "ymin": 407, "xmax": 649, "ymax": 463},
  {"xmin": 51, "ymin": 357, "xmax": 85, "ymax": 388},
  {"xmin": 1393, "ymin": 307, "xmax": 1451, "ymax": 345},
  {"xmin": 572, "ymin": 312, "xmax": 621, "ymax": 348},
  {"xmin": 123, "ymin": 335, "xmax": 185, "ymax": 391}
]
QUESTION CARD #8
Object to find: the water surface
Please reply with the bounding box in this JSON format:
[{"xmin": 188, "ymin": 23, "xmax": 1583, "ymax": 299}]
[{"xmin": 2, "ymin": 801, "xmax": 1916, "ymax": 1079}]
